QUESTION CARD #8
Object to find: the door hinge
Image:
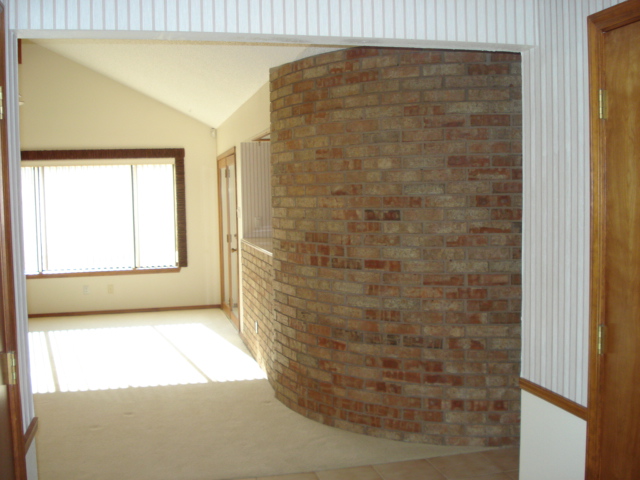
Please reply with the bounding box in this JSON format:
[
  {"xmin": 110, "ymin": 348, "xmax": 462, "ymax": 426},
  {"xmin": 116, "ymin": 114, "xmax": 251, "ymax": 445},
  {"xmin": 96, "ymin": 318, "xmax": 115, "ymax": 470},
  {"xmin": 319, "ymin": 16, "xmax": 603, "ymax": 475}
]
[
  {"xmin": 227, "ymin": 233, "xmax": 231, "ymax": 243},
  {"xmin": 598, "ymin": 89, "xmax": 607, "ymax": 119},
  {"xmin": 597, "ymin": 324, "xmax": 607, "ymax": 355},
  {"xmin": 0, "ymin": 352, "xmax": 16, "ymax": 385},
  {"xmin": 0, "ymin": 87, "xmax": 4, "ymax": 120}
]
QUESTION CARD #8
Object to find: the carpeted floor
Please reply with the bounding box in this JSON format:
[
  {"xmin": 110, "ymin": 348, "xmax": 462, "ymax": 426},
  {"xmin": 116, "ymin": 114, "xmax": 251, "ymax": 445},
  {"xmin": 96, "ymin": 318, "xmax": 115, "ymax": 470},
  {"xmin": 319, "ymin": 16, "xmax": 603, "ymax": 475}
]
[{"xmin": 30, "ymin": 309, "xmax": 490, "ymax": 480}]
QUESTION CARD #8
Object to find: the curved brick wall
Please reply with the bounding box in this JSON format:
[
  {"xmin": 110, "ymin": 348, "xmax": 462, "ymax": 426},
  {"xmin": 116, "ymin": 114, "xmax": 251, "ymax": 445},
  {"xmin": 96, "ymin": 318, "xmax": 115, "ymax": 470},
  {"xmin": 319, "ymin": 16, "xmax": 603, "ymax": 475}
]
[{"xmin": 269, "ymin": 47, "xmax": 522, "ymax": 446}]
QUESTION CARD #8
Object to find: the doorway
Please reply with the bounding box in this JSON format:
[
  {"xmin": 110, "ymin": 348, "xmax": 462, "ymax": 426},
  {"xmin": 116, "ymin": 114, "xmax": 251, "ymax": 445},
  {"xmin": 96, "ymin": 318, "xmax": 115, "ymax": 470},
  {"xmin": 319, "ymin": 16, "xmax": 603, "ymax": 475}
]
[
  {"xmin": 217, "ymin": 148, "xmax": 239, "ymax": 329},
  {"xmin": 587, "ymin": 1, "xmax": 640, "ymax": 478}
]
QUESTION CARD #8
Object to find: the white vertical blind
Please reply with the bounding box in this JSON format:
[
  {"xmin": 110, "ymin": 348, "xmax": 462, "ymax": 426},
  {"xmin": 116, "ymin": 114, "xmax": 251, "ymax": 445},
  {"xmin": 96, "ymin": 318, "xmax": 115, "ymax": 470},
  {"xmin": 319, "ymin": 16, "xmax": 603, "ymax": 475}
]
[
  {"xmin": 41, "ymin": 165, "xmax": 135, "ymax": 272},
  {"xmin": 5, "ymin": 0, "xmax": 627, "ymax": 409},
  {"xmin": 21, "ymin": 164, "xmax": 178, "ymax": 274},
  {"xmin": 20, "ymin": 167, "xmax": 39, "ymax": 275},
  {"xmin": 135, "ymin": 164, "xmax": 177, "ymax": 268},
  {"xmin": 241, "ymin": 142, "xmax": 271, "ymax": 239}
]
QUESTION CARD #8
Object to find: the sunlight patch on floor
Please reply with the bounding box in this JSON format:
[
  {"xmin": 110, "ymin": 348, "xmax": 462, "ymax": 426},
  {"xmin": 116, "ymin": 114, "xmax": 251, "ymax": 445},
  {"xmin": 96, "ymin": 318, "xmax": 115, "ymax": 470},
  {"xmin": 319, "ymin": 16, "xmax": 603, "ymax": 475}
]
[
  {"xmin": 28, "ymin": 322, "xmax": 266, "ymax": 394},
  {"xmin": 28, "ymin": 331, "xmax": 56, "ymax": 394},
  {"xmin": 156, "ymin": 323, "xmax": 266, "ymax": 383}
]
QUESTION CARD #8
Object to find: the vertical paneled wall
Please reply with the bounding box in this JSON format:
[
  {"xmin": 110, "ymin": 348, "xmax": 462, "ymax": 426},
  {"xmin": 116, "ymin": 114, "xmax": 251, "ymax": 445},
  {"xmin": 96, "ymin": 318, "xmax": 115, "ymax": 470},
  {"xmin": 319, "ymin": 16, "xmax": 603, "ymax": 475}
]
[
  {"xmin": 6, "ymin": 0, "xmax": 627, "ymax": 413},
  {"xmin": 520, "ymin": 0, "xmax": 621, "ymax": 406},
  {"xmin": 10, "ymin": 0, "xmax": 536, "ymax": 48},
  {"xmin": 241, "ymin": 142, "xmax": 272, "ymax": 239}
]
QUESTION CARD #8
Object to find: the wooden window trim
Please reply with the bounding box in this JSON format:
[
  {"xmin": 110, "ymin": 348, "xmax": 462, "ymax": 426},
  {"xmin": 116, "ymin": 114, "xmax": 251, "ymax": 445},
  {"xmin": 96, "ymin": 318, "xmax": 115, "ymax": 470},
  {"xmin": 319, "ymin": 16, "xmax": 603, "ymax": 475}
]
[
  {"xmin": 20, "ymin": 148, "xmax": 188, "ymax": 275},
  {"xmin": 26, "ymin": 266, "xmax": 181, "ymax": 280}
]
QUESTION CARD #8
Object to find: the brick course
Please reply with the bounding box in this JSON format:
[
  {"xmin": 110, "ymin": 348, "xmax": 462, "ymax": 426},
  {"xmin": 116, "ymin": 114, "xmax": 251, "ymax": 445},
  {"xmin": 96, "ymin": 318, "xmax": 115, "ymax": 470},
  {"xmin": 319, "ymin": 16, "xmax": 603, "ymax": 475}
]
[{"xmin": 268, "ymin": 47, "xmax": 521, "ymax": 446}]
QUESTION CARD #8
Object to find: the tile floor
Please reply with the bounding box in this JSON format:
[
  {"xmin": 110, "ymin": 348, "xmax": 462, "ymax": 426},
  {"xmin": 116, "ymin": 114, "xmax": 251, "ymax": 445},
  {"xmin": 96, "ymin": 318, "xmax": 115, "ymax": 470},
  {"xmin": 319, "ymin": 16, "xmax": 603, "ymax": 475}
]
[{"xmin": 235, "ymin": 447, "xmax": 519, "ymax": 480}]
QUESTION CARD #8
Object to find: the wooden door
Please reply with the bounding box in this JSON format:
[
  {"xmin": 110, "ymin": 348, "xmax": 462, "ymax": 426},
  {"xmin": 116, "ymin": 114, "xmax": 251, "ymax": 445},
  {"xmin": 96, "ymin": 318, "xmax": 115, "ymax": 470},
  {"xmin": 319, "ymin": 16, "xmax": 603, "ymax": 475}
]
[
  {"xmin": 217, "ymin": 148, "xmax": 239, "ymax": 329},
  {"xmin": 0, "ymin": 0, "xmax": 27, "ymax": 477},
  {"xmin": 587, "ymin": 1, "xmax": 640, "ymax": 478}
]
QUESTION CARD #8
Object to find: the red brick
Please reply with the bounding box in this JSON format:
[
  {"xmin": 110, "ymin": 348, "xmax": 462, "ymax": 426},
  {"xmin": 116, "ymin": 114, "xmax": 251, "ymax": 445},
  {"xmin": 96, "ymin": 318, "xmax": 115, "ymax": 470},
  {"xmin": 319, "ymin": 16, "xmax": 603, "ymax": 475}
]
[
  {"xmin": 470, "ymin": 114, "xmax": 511, "ymax": 126},
  {"xmin": 293, "ymin": 79, "xmax": 315, "ymax": 92},
  {"xmin": 363, "ymin": 260, "xmax": 402, "ymax": 272},
  {"xmin": 346, "ymin": 47, "xmax": 379, "ymax": 59},
  {"xmin": 345, "ymin": 71, "xmax": 380, "ymax": 84},
  {"xmin": 468, "ymin": 64, "xmax": 510, "ymax": 75},
  {"xmin": 447, "ymin": 156, "xmax": 491, "ymax": 168}
]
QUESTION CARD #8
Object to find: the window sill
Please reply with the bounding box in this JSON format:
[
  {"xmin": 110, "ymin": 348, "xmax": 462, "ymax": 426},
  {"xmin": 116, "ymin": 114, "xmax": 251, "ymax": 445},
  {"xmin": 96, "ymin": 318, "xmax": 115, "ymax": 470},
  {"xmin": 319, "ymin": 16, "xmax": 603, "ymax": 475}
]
[{"xmin": 26, "ymin": 267, "xmax": 182, "ymax": 279}]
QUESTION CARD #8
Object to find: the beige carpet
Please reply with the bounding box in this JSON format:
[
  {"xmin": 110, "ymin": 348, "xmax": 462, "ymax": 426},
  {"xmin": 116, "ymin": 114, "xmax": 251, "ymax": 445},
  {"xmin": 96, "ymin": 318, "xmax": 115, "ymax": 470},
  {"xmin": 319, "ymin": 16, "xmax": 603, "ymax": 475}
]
[{"xmin": 30, "ymin": 309, "xmax": 490, "ymax": 480}]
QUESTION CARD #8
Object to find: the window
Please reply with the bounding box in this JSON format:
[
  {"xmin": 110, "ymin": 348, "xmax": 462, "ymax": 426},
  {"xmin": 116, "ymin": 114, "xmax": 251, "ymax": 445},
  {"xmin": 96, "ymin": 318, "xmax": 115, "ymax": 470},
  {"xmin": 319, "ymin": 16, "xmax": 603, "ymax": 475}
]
[{"xmin": 21, "ymin": 149, "xmax": 187, "ymax": 277}]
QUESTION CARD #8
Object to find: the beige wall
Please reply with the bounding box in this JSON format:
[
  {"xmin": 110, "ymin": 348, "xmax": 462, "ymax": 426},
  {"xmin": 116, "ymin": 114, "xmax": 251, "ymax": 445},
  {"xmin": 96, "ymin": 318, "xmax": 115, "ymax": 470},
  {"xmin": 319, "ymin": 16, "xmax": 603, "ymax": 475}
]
[
  {"xmin": 19, "ymin": 42, "xmax": 220, "ymax": 314},
  {"xmin": 216, "ymin": 83, "xmax": 270, "ymax": 155}
]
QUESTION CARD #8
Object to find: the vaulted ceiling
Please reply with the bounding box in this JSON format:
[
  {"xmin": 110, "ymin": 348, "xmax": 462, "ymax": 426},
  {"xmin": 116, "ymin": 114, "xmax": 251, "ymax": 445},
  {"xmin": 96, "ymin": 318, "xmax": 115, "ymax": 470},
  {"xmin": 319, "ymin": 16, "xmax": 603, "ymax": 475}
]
[{"xmin": 27, "ymin": 39, "xmax": 337, "ymax": 128}]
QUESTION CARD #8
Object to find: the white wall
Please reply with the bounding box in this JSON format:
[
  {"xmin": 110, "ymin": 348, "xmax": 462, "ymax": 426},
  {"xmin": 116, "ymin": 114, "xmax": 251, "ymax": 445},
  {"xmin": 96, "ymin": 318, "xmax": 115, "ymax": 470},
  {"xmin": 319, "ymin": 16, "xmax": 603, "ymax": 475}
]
[
  {"xmin": 519, "ymin": 391, "xmax": 587, "ymax": 480},
  {"xmin": 19, "ymin": 42, "xmax": 219, "ymax": 314},
  {"xmin": 26, "ymin": 443, "xmax": 38, "ymax": 480}
]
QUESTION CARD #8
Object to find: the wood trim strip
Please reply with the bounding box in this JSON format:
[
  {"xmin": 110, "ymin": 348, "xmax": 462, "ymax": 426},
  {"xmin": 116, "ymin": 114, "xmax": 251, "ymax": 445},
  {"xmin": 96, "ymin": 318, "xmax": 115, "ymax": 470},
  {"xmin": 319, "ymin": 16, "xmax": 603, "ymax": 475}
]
[
  {"xmin": 23, "ymin": 417, "xmax": 37, "ymax": 451},
  {"xmin": 519, "ymin": 377, "xmax": 587, "ymax": 420},
  {"xmin": 217, "ymin": 147, "xmax": 236, "ymax": 161},
  {"xmin": 21, "ymin": 148, "xmax": 185, "ymax": 161},
  {"xmin": 587, "ymin": 7, "xmax": 608, "ymax": 479},
  {"xmin": 28, "ymin": 304, "xmax": 222, "ymax": 319},
  {"xmin": 26, "ymin": 267, "xmax": 181, "ymax": 280},
  {"xmin": 588, "ymin": 0, "xmax": 640, "ymax": 32},
  {"xmin": 174, "ymin": 152, "xmax": 187, "ymax": 267},
  {"xmin": 251, "ymin": 129, "xmax": 270, "ymax": 142}
]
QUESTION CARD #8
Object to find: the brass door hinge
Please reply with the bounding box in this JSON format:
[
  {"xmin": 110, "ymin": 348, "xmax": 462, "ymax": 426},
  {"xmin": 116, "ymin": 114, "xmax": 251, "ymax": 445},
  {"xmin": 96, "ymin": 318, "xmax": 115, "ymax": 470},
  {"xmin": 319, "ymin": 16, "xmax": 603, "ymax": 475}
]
[
  {"xmin": 597, "ymin": 324, "xmax": 607, "ymax": 355},
  {"xmin": 0, "ymin": 352, "xmax": 16, "ymax": 385},
  {"xmin": 599, "ymin": 89, "xmax": 607, "ymax": 119}
]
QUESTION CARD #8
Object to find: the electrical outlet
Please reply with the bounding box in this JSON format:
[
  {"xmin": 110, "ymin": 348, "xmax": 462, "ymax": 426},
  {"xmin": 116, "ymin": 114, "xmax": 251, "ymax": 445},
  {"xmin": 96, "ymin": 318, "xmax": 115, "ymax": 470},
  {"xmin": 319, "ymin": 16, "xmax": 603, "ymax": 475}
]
[{"xmin": 82, "ymin": 285, "xmax": 89, "ymax": 295}]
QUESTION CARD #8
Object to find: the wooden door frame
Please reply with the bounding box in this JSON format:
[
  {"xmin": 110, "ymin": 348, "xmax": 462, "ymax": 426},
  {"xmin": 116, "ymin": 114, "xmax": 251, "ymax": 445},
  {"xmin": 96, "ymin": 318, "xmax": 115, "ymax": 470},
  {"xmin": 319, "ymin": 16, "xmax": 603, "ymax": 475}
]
[
  {"xmin": 0, "ymin": 0, "xmax": 27, "ymax": 477},
  {"xmin": 216, "ymin": 147, "xmax": 239, "ymax": 329},
  {"xmin": 586, "ymin": 1, "xmax": 640, "ymax": 477}
]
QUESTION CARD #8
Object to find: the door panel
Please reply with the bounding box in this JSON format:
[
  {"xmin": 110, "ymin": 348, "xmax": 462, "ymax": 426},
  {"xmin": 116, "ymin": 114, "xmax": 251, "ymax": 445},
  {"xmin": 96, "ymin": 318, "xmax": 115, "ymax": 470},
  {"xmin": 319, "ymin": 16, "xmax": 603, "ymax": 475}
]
[
  {"xmin": 588, "ymin": 2, "xmax": 640, "ymax": 478},
  {"xmin": 599, "ymin": 19, "xmax": 640, "ymax": 479},
  {"xmin": 217, "ymin": 149, "xmax": 239, "ymax": 329}
]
